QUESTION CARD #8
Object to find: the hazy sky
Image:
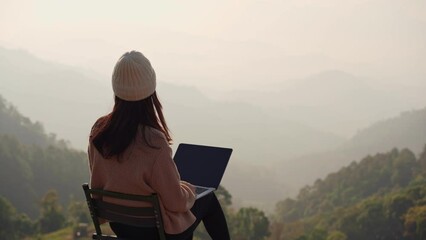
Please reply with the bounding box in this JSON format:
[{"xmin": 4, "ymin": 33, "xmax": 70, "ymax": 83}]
[{"xmin": 1, "ymin": 0, "xmax": 425, "ymax": 93}]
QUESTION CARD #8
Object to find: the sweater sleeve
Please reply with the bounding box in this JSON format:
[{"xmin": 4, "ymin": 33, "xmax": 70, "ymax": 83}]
[{"xmin": 150, "ymin": 143, "xmax": 196, "ymax": 213}]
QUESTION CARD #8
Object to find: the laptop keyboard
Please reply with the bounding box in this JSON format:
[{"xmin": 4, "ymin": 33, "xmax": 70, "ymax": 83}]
[{"xmin": 195, "ymin": 186, "xmax": 209, "ymax": 195}]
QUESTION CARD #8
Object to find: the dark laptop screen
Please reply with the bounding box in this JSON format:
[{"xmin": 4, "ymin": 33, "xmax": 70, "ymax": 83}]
[{"xmin": 173, "ymin": 143, "xmax": 232, "ymax": 189}]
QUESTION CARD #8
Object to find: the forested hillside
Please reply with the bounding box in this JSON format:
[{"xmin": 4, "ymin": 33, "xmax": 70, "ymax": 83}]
[
  {"xmin": 0, "ymin": 95, "xmax": 67, "ymax": 148},
  {"xmin": 0, "ymin": 95, "xmax": 88, "ymax": 218},
  {"xmin": 280, "ymin": 107, "xmax": 426, "ymax": 193},
  {"xmin": 345, "ymin": 108, "xmax": 426, "ymax": 155},
  {"xmin": 271, "ymin": 147, "xmax": 426, "ymax": 240}
]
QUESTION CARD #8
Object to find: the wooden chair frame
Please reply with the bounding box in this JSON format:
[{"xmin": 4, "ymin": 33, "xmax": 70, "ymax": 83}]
[{"xmin": 82, "ymin": 183, "xmax": 166, "ymax": 240}]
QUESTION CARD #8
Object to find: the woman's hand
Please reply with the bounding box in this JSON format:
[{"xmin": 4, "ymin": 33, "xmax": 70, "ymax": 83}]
[{"xmin": 180, "ymin": 181, "xmax": 196, "ymax": 198}]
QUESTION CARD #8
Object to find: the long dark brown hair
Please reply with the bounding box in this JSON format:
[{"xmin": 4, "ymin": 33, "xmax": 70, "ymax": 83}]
[{"xmin": 91, "ymin": 91, "xmax": 171, "ymax": 159}]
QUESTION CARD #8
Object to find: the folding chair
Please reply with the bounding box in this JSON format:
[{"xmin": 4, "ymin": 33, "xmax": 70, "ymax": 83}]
[{"xmin": 82, "ymin": 183, "xmax": 166, "ymax": 240}]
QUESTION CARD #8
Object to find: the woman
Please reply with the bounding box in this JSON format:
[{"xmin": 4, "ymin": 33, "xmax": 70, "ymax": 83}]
[{"xmin": 88, "ymin": 51, "xmax": 230, "ymax": 240}]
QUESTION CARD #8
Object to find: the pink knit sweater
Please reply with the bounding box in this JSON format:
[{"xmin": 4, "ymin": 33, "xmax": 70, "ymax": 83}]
[{"xmin": 88, "ymin": 124, "xmax": 196, "ymax": 234}]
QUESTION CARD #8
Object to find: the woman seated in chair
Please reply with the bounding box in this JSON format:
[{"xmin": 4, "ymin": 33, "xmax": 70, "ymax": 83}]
[{"xmin": 88, "ymin": 51, "xmax": 230, "ymax": 240}]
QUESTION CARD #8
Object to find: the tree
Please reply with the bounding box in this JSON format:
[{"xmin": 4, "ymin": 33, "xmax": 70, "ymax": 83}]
[
  {"xmin": 391, "ymin": 149, "xmax": 416, "ymax": 187},
  {"xmin": 67, "ymin": 199, "xmax": 91, "ymax": 226},
  {"xmin": 38, "ymin": 190, "xmax": 66, "ymax": 233},
  {"xmin": 385, "ymin": 194, "xmax": 414, "ymax": 239},
  {"xmin": 275, "ymin": 198, "xmax": 300, "ymax": 222},
  {"xmin": 232, "ymin": 207, "xmax": 270, "ymax": 240},
  {"xmin": 0, "ymin": 196, "xmax": 35, "ymax": 239},
  {"xmin": 14, "ymin": 213, "xmax": 35, "ymax": 237},
  {"xmin": 418, "ymin": 144, "xmax": 426, "ymax": 176},
  {"xmin": 326, "ymin": 231, "xmax": 347, "ymax": 240},
  {"xmin": 307, "ymin": 228, "xmax": 327, "ymax": 240},
  {"xmin": 0, "ymin": 196, "xmax": 19, "ymax": 239},
  {"xmin": 355, "ymin": 199, "xmax": 390, "ymax": 240},
  {"xmin": 403, "ymin": 205, "xmax": 426, "ymax": 240}
]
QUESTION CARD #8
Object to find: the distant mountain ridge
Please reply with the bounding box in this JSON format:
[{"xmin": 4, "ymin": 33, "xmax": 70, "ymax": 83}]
[
  {"xmin": 0, "ymin": 95, "xmax": 66, "ymax": 148},
  {"xmin": 225, "ymin": 70, "xmax": 426, "ymax": 138},
  {"xmin": 345, "ymin": 107, "xmax": 426, "ymax": 154},
  {"xmin": 0, "ymin": 96, "xmax": 88, "ymax": 218},
  {"xmin": 0, "ymin": 47, "xmax": 112, "ymax": 151},
  {"xmin": 278, "ymin": 106, "xmax": 426, "ymax": 196}
]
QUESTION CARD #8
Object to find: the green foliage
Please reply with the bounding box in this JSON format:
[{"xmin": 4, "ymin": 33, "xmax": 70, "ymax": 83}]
[
  {"xmin": 0, "ymin": 196, "xmax": 36, "ymax": 239},
  {"xmin": 0, "ymin": 95, "xmax": 87, "ymax": 218},
  {"xmin": 67, "ymin": 199, "xmax": 91, "ymax": 226},
  {"xmin": 403, "ymin": 205, "xmax": 426, "ymax": 240},
  {"xmin": 326, "ymin": 231, "xmax": 347, "ymax": 240},
  {"xmin": 353, "ymin": 198, "xmax": 389, "ymax": 239},
  {"xmin": 38, "ymin": 190, "xmax": 66, "ymax": 233},
  {"xmin": 307, "ymin": 228, "xmax": 327, "ymax": 240},
  {"xmin": 0, "ymin": 134, "xmax": 88, "ymax": 218},
  {"xmin": 275, "ymin": 148, "xmax": 422, "ymax": 222},
  {"xmin": 391, "ymin": 149, "xmax": 416, "ymax": 186},
  {"xmin": 231, "ymin": 207, "xmax": 270, "ymax": 240},
  {"xmin": 0, "ymin": 95, "xmax": 67, "ymax": 147},
  {"xmin": 418, "ymin": 145, "xmax": 426, "ymax": 176},
  {"xmin": 0, "ymin": 196, "xmax": 19, "ymax": 239},
  {"xmin": 30, "ymin": 227, "xmax": 78, "ymax": 240},
  {"xmin": 0, "ymin": 97, "xmax": 89, "ymax": 218},
  {"xmin": 272, "ymin": 146, "xmax": 426, "ymax": 240}
]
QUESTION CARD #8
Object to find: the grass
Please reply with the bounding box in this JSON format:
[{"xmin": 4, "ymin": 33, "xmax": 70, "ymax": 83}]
[
  {"xmin": 24, "ymin": 227, "xmax": 74, "ymax": 240},
  {"xmin": 25, "ymin": 224, "xmax": 115, "ymax": 240},
  {"xmin": 41, "ymin": 228, "xmax": 75, "ymax": 240}
]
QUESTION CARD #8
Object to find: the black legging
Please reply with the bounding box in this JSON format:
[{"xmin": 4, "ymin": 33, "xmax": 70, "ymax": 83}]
[{"xmin": 110, "ymin": 192, "xmax": 230, "ymax": 240}]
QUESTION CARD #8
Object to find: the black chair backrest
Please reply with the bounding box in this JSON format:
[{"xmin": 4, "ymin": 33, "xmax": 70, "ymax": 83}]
[{"xmin": 82, "ymin": 183, "xmax": 166, "ymax": 240}]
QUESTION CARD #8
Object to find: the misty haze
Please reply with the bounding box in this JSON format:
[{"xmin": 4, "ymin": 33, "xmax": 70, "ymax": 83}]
[{"xmin": 1, "ymin": 1, "xmax": 426, "ymax": 239}]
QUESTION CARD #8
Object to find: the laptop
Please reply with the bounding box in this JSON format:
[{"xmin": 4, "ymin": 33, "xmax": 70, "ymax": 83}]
[{"xmin": 173, "ymin": 143, "xmax": 233, "ymax": 199}]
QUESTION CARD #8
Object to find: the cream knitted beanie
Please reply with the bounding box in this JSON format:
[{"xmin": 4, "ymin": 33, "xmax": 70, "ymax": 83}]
[{"xmin": 112, "ymin": 51, "xmax": 156, "ymax": 101}]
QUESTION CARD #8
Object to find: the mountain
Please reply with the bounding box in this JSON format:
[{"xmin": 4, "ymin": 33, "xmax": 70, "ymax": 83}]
[
  {"xmin": 0, "ymin": 47, "xmax": 112, "ymax": 151},
  {"xmin": 277, "ymin": 107, "xmax": 426, "ymax": 195},
  {"xmin": 271, "ymin": 147, "xmax": 426, "ymax": 240},
  {"xmin": 224, "ymin": 70, "xmax": 426, "ymax": 138},
  {"xmin": 344, "ymin": 108, "xmax": 426, "ymax": 155},
  {"xmin": 275, "ymin": 70, "xmax": 408, "ymax": 137},
  {"xmin": 0, "ymin": 95, "xmax": 64, "ymax": 147},
  {"xmin": 0, "ymin": 96, "xmax": 88, "ymax": 218},
  {"xmin": 160, "ymin": 82, "xmax": 344, "ymax": 162}
]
